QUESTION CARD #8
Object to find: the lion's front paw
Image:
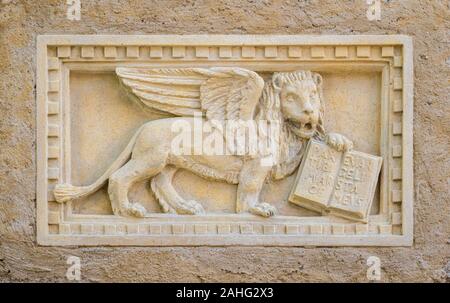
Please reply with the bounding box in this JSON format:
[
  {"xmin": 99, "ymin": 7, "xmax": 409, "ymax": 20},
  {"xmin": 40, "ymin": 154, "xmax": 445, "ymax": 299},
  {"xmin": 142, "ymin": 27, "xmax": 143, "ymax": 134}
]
[
  {"xmin": 122, "ymin": 203, "xmax": 147, "ymax": 218},
  {"xmin": 185, "ymin": 200, "xmax": 206, "ymax": 215},
  {"xmin": 174, "ymin": 200, "xmax": 205, "ymax": 215},
  {"xmin": 325, "ymin": 133, "xmax": 353, "ymax": 152},
  {"xmin": 249, "ymin": 202, "xmax": 277, "ymax": 218}
]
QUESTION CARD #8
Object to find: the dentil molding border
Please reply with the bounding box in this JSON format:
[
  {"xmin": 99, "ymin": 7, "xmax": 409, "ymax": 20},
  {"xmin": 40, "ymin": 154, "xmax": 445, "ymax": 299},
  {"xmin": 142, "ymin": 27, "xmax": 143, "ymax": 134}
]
[{"xmin": 36, "ymin": 35, "xmax": 413, "ymax": 246}]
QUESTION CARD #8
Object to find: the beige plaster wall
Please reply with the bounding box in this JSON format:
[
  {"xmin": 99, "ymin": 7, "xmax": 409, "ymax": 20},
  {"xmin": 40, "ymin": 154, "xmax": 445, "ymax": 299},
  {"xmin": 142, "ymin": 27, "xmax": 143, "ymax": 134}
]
[{"xmin": 0, "ymin": 0, "xmax": 448, "ymax": 282}]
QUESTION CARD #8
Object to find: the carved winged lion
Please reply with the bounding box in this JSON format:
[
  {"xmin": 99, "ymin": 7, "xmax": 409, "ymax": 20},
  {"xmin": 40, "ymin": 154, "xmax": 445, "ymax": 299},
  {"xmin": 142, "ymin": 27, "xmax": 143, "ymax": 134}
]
[{"xmin": 54, "ymin": 67, "xmax": 352, "ymax": 218}]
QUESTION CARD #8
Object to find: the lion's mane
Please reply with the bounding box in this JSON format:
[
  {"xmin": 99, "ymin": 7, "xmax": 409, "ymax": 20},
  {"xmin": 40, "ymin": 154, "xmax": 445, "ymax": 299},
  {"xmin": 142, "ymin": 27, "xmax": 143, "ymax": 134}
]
[{"xmin": 256, "ymin": 70, "xmax": 326, "ymax": 179}]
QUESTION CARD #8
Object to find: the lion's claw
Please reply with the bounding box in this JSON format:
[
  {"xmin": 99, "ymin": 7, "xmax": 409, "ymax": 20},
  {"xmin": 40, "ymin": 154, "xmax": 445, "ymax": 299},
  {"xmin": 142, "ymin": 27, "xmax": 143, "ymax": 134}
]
[
  {"xmin": 249, "ymin": 202, "xmax": 277, "ymax": 218},
  {"xmin": 172, "ymin": 200, "xmax": 205, "ymax": 215},
  {"xmin": 185, "ymin": 200, "xmax": 205, "ymax": 215},
  {"xmin": 325, "ymin": 133, "xmax": 353, "ymax": 152},
  {"xmin": 122, "ymin": 203, "xmax": 147, "ymax": 218}
]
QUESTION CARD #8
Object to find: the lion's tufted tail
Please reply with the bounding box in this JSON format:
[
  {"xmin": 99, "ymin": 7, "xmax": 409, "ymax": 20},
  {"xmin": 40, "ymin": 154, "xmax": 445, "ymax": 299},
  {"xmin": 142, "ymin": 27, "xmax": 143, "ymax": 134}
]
[{"xmin": 53, "ymin": 125, "xmax": 146, "ymax": 203}]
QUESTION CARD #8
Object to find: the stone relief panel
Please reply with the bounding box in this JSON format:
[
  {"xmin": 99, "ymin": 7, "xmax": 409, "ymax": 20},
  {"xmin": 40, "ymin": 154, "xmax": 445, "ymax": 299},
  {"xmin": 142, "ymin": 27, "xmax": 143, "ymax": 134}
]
[{"xmin": 36, "ymin": 35, "xmax": 413, "ymax": 246}]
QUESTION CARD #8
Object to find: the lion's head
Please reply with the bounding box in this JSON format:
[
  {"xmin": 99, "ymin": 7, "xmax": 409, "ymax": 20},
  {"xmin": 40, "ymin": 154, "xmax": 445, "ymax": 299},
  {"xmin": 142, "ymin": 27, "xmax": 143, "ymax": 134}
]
[
  {"xmin": 256, "ymin": 70, "xmax": 326, "ymax": 179},
  {"xmin": 274, "ymin": 71, "xmax": 323, "ymax": 139},
  {"xmin": 257, "ymin": 70, "xmax": 325, "ymax": 140}
]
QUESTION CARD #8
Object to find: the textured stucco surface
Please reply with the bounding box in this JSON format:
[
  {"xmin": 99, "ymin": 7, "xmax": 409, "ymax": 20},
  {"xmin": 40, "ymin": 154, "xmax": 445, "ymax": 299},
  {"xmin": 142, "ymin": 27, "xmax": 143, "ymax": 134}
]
[{"xmin": 0, "ymin": 0, "xmax": 449, "ymax": 282}]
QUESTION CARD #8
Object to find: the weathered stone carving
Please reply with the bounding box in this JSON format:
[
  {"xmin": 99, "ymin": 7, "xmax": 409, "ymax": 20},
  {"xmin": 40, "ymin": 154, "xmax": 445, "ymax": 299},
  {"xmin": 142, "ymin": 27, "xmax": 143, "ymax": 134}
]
[
  {"xmin": 36, "ymin": 35, "xmax": 414, "ymax": 246},
  {"xmin": 54, "ymin": 68, "xmax": 353, "ymax": 218}
]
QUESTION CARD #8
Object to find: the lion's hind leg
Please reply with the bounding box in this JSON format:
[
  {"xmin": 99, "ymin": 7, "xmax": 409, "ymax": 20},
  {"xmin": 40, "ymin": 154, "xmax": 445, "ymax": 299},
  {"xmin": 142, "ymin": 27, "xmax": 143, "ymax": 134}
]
[
  {"xmin": 150, "ymin": 167, "xmax": 205, "ymax": 215},
  {"xmin": 108, "ymin": 159, "xmax": 164, "ymax": 217}
]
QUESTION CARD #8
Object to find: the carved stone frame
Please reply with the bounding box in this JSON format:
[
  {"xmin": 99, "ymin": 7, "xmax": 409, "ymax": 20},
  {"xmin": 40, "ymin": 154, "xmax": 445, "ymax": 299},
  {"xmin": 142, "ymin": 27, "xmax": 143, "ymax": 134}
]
[{"xmin": 36, "ymin": 35, "xmax": 413, "ymax": 246}]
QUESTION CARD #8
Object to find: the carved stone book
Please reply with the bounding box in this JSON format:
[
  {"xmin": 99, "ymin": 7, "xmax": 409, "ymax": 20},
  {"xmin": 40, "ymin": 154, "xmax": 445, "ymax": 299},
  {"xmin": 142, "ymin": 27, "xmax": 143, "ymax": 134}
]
[{"xmin": 289, "ymin": 140, "xmax": 382, "ymax": 222}]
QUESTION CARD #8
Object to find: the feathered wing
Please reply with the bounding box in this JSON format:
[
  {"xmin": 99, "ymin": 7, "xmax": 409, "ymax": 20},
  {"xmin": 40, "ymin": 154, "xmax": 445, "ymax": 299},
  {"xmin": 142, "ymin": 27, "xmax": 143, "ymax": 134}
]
[{"xmin": 116, "ymin": 67, "xmax": 265, "ymax": 120}]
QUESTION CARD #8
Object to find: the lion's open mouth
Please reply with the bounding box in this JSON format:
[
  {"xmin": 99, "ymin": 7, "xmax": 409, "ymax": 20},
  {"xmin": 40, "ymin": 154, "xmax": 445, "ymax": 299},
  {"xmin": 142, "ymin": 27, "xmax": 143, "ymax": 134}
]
[
  {"xmin": 303, "ymin": 122, "xmax": 312, "ymax": 130},
  {"xmin": 287, "ymin": 119, "xmax": 316, "ymax": 138}
]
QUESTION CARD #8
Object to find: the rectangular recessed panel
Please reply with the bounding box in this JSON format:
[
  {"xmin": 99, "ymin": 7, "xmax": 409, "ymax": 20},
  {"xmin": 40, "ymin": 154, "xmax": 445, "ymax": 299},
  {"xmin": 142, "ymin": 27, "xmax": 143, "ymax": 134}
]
[{"xmin": 36, "ymin": 35, "xmax": 413, "ymax": 247}]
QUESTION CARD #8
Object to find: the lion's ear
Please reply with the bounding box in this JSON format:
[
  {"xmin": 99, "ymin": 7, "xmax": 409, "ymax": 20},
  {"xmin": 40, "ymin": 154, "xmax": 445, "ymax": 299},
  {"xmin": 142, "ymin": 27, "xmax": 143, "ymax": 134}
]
[
  {"xmin": 312, "ymin": 73, "xmax": 323, "ymax": 88},
  {"xmin": 272, "ymin": 73, "xmax": 282, "ymax": 91}
]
